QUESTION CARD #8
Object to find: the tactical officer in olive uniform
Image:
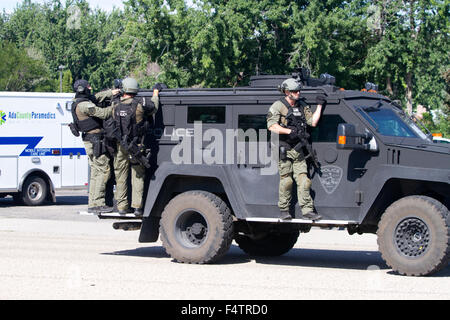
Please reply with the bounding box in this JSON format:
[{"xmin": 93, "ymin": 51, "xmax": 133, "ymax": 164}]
[
  {"xmin": 71, "ymin": 80, "xmax": 119, "ymax": 214},
  {"xmin": 112, "ymin": 78, "xmax": 160, "ymax": 216},
  {"xmin": 267, "ymin": 78, "xmax": 325, "ymax": 221}
]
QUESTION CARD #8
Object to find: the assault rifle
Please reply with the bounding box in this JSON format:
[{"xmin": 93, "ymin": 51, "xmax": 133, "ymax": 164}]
[
  {"xmin": 285, "ymin": 107, "xmax": 321, "ymax": 170},
  {"xmin": 121, "ymin": 135, "xmax": 151, "ymax": 169},
  {"xmin": 103, "ymin": 117, "xmax": 151, "ymax": 168}
]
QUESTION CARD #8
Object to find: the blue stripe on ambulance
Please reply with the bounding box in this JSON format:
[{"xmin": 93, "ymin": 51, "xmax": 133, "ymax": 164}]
[{"xmin": 0, "ymin": 137, "xmax": 87, "ymax": 156}]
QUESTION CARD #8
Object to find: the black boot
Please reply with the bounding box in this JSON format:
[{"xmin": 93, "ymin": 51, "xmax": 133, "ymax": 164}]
[
  {"xmin": 87, "ymin": 207, "xmax": 98, "ymax": 214},
  {"xmin": 133, "ymin": 208, "xmax": 144, "ymax": 217},
  {"xmin": 97, "ymin": 206, "xmax": 114, "ymax": 213},
  {"xmin": 88, "ymin": 206, "xmax": 113, "ymax": 215},
  {"xmin": 118, "ymin": 208, "xmax": 134, "ymax": 215},
  {"xmin": 279, "ymin": 211, "xmax": 292, "ymax": 220},
  {"xmin": 303, "ymin": 211, "xmax": 322, "ymax": 221}
]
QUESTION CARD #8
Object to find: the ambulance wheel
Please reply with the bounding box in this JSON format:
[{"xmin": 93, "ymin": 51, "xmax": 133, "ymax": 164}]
[
  {"xmin": 159, "ymin": 191, "xmax": 234, "ymax": 264},
  {"xmin": 377, "ymin": 196, "xmax": 449, "ymax": 276},
  {"xmin": 21, "ymin": 176, "xmax": 48, "ymax": 206}
]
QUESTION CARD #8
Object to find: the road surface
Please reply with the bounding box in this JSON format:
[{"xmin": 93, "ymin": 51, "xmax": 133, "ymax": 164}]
[{"xmin": 0, "ymin": 189, "xmax": 449, "ymax": 300}]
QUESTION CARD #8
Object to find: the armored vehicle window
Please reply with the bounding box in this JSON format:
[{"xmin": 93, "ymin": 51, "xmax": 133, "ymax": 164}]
[
  {"xmin": 187, "ymin": 106, "xmax": 225, "ymax": 124},
  {"xmin": 311, "ymin": 114, "xmax": 346, "ymax": 142},
  {"xmin": 356, "ymin": 107, "xmax": 418, "ymax": 138},
  {"xmin": 238, "ymin": 114, "xmax": 270, "ymax": 142}
]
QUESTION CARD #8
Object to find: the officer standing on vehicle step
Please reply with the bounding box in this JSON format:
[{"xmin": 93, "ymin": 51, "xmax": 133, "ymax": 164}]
[
  {"xmin": 267, "ymin": 78, "xmax": 325, "ymax": 221},
  {"xmin": 93, "ymin": 79, "xmax": 125, "ymax": 208},
  {"xmin": 71, "ymin": 79, "xmax": 119, "ymax": 214},
  {"xmin": 112, "ymin": 78, "xmax": 160, "ymax": 216}
]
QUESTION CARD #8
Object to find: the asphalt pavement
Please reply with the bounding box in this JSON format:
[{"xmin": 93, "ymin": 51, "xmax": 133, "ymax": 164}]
[{"xmin": 0, "ymin": 189, "xmax": 449, "ymax": 300}]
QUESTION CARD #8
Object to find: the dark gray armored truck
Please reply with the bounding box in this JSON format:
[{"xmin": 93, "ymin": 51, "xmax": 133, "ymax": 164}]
[{"xmin": 111, "ymin": 73, "xmax": 449, "ymax": 276}]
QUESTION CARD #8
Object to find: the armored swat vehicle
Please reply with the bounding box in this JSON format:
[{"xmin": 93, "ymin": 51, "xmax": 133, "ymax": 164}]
[{"xmin": 110, "ymin": 70, "xmax": 449, "ymax": 276}]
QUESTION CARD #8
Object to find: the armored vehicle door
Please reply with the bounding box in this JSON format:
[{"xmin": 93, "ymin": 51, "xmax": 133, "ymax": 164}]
[
  {"xmin": 230, "ymin": 105, "xmax": 280, "ymax": 218},
  {"xmin": 309, "ymin": 100, "xmax": 370, "ymax": 222}
]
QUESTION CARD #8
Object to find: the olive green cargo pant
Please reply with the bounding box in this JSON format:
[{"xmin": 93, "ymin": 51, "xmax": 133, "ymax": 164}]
[
  {"xmin": 84, "ymin": 141, "xmax": 111, "ymax": 208},
  {"xmin": 278, "ymin": 149, "xmax": 314, "ymax": 215},
  {"xmin": 114, "ymin": 143, "xmax": 146, "ymax": 211}
]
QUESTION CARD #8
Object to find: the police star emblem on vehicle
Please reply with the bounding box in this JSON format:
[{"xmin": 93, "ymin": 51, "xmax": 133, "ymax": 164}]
[{"xmin": 318, "ymin": 165, "xmax": 343, "ymax": 194}]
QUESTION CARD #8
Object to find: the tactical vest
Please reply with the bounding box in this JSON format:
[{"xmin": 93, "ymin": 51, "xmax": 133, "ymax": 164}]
[
  {"xmin": 113, "ymin": 97, "xmax": 145, "ymax": 139},
  {"xmin": 278, "ymin": 98, "xmax": 308, "ymax": 146},
  {"xmin": 71, "ymin": 98, "xmax": 103, "ymax": 133}
]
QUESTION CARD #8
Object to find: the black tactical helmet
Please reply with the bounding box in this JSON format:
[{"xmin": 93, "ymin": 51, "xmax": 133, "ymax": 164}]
[
  {"xmin": 113, "ymin": 79, "xmax": 123, "ymax": 89},
  {"xmin": 73, "ymin": 79, "xmax": 90, "ymax": 94}
]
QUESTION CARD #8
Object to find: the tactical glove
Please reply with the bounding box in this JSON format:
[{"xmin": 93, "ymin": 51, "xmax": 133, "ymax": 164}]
[
  {"xmin": 153, "ymin": 83, "xmax": 167, "ymax": 91},
  {"xmin": 289, "ymin": 126, "xmax": 310, "ymax": 141},
  {"xmin": 315, "ymin": 94, "xmax": 327, "ymax": 106},
  {"xmin": 288, "ymin": 126, "xmax": 298, "ymax": 140},
  {"xmin": 113, "ymin": 79, "xmax": 123, "ymax": 89}
]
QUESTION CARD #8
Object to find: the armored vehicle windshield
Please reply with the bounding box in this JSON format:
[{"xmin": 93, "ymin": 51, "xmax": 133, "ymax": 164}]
[{"xmin": 347, "ymin": 99, "xmax": 432, "ymax": 141}]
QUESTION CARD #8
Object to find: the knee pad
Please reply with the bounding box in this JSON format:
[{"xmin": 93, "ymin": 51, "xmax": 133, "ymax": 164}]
[
  {"xmin": 280, "ymin": 174, "xmax": 294, "ymax": 192},
  {"xmin": 298, "ymin": 173, "xmax": 312, "ymax": 191}
]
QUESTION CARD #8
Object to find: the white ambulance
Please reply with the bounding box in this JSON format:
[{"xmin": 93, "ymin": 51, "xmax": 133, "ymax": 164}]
[{"xmin": 0, "ymin": 92, "xmax": 88, "ymax": 205}]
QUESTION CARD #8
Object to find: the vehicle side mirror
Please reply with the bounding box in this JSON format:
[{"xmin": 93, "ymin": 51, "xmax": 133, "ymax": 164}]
[{"xmin": 337, "ymin": 123, "xmax": 376, "ymax": 151}]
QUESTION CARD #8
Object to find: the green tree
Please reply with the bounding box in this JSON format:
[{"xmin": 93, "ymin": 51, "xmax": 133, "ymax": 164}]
[
  {"xmin": 438, "ymin": 68, "xmax": 450, "ymax": 137},
  {"xmin": 289, "ymin": 0, "xmax": 372, "ymax": 90},
  {"xmin": 0, "ymin": 0, "xmax": 126, "ymax": 91},
  {"xmin": 117, "ymin": 0, "xmax": 297, "ymax": 88},
  {"xmin": 0, "ymin": 41, "xmax": 53, "ymax": 91},
  {"xmin": 62, "ymin": 69, "xmax": 73, "ymax": 92},
  {"xmin": 0, "ymin": 0, "xmax": 448, "ymax": 128},
  {"xmin": 363, "ymin": 0, "xmax": 449, "ymax": 115}
]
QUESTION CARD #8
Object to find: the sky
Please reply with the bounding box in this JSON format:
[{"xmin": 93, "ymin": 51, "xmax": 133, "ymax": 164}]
[{"xmin": 1, "ymin": 0, "xmax": 125, "ymax": 13}]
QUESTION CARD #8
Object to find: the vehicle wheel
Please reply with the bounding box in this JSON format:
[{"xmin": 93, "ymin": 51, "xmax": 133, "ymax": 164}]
[
  {"xmin": 21, "ymin": 176, "xmax": 48, "ymax": 206},
  {"xmin": 235, "ymin": 231, "xmax": 299, "ymax": 256},
  {"xmin": 377, "ymin": 196, "xmax": 449, "ymax": 276},
  {"xmin": 159, "ymin": 191, "xmax": 234, "ymax": 264}
]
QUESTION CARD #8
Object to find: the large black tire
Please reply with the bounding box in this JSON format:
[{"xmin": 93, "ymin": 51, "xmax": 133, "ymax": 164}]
[
  {"xmin": 19, "ymin": 176, "xmax": 48, "ymax": 206},
  {"xmin": 377, "ymin": 196, "xmax": 449, "ymax": 276},
  {"xmin": 159, "ymin": 191, "xmax": 234, "ymax": 264},
  {"xmin": 235, "ymin": 231, "xmax": 299, "ymax": 257}
]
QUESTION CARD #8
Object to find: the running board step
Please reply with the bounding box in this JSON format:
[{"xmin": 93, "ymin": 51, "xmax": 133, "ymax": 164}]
[
  {"xmin": 79, "ymin": 211, "xmax": 142, "ymax": 220},
  {"xmin": 245, "ymin": 217, "xmax": 358, "ymax": 225}
]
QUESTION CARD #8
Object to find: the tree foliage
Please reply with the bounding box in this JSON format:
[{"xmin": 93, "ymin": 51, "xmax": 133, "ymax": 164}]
[
  {"xmin": 0, "ymin": 0, "xmax": 125, "ymax": 91},
  {"xmin": 0, "ymin": 41, "xmax": 54, "ymax": 91},
  {"xmin": 0, "ymin": 0, "xmax": 448, "ymax": 135}
]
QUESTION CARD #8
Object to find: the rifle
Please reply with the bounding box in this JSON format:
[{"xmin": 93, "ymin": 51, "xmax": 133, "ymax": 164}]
[
  {"xmin": 285, "ymin": 107, "xmax": 321, "ymax": 170},
  {"xmin": 121, "ymin": 135, "xmax": 151, "ymax": 169},
  {"xmin": 103, "ymin": 115, "xmax": 151, "ymax": 168}
]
